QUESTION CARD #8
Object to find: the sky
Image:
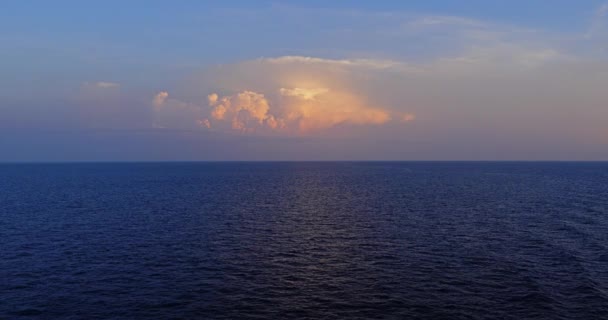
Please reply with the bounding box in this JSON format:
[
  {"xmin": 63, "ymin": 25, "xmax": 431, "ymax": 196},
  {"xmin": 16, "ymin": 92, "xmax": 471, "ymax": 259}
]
[{"xmin": 1, "ymin": 0, "xmax": 607, "ymax": 161}]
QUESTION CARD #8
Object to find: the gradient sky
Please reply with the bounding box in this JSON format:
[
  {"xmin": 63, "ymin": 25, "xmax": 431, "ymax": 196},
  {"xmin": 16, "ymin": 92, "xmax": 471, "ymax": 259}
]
[{"xmin": 1, "ymin": 0, "xmax": 607, "ymax": 161}]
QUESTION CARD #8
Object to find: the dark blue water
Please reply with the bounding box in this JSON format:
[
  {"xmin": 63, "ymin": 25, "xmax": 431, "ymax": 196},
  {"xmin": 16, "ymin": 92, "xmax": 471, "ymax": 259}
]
[{"xmin": 2, "ymin": 162, "xmax": 608, "ymax": 319}]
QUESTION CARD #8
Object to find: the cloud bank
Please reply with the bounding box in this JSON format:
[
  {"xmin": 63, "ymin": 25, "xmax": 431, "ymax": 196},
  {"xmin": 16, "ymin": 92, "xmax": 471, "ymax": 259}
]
[
  {"xmin": 201, "ymin": 87, "xmax": 395, "ymax": 134},
  {"xmin": 151, "ymin": 57, "xmax": 416, "ymax": 135},
  {"xmin": 146, "ymin": 46, "xmax": 607, "ymax": 155}
]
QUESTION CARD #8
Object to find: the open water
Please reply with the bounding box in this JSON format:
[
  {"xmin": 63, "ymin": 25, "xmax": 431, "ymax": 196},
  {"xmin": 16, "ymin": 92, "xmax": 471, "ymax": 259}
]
[{"xmin": 2, "ymin": 162, "xmax": 608, "ymax": 319}]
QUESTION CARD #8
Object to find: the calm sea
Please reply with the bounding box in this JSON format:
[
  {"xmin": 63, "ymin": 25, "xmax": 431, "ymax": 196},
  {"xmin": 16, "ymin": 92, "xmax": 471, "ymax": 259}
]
[{"xmin": 2, "ymin": 162, "xmax": 608, "ymax": 319}]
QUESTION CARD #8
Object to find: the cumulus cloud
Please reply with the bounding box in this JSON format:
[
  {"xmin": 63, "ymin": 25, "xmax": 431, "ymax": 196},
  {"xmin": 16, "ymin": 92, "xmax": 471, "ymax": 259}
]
[
  {"xmin": 200, "ymin": 87, "xmax": 391, "ymax": 134},
  {"xmin": 277, "ymin": 87, "xmax": 391, "ymax": 132},
  {"xmin": 207, "ymin": 90, "xmax": 271, "ymax": 132},
  {"xmin": 151, "ymin": 56, "xmax": 418, "ymax": 135}
]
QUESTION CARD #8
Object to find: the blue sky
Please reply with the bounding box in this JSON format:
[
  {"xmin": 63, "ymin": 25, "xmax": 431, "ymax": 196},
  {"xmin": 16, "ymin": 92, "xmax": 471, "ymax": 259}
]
[
  {"xmin": 1, "ymin": 1, "xmax": 607, "ymax": 161},
  {"xmin": 2, "ymin": 0, "xmax": 603, "ymax": 68}
]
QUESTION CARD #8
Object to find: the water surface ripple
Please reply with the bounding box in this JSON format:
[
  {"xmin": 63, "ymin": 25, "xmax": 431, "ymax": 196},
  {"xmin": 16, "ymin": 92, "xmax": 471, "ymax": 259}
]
[{"xmin": 1, "ymin": 162, "xmax": 608, "ymax": 319}]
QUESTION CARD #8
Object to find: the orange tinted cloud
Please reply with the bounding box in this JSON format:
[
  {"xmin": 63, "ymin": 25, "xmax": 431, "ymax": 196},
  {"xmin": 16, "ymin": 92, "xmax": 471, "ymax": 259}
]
[
  {"xmin": 207, "ymin": 91, "xmax": 271, "ymax": 131},
  {"xmin": 151, "ymin": 56, "xmax": 419, "ymax": 135},
  {"xmin": 200, "ymin": 87, "xmax": 393, "ymax": 134},
  {"xmin": 277, "ymin": 87, "xmax": 390, "ymax": 133}
]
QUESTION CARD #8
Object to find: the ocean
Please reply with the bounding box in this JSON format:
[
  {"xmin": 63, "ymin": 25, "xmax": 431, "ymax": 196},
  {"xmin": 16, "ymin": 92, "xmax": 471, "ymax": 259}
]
[{"xmin": 2, "ymin": 162, "xmax": 608, "ymax": 319}]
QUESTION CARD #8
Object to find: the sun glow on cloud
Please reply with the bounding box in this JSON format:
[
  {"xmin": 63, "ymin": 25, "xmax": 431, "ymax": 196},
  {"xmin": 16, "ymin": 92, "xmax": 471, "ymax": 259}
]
[
  {"xmin": 152, "ymin": 56, "xmax": 415, "ymax": 135},
  {"xmin": 202, "ymin": 87, "xmax": 394, "ymax": 134}
]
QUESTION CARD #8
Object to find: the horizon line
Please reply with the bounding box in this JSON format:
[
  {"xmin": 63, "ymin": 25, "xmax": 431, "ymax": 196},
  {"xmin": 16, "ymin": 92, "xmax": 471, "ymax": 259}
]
[{"xmin": 2, "ymin": 160, "xmax": 608, "ymax": 164}]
